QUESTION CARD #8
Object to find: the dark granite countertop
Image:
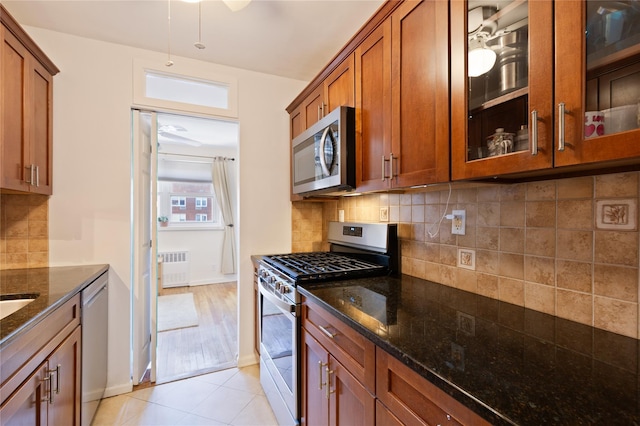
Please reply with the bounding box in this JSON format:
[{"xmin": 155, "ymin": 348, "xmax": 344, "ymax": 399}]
[
  {"xmin": 0, "ymin": 264, "xmax": 109, "ymax": 347},
  {"xmin": 298, "ymin": 275, "xmax": 640, "ymax": 426}
]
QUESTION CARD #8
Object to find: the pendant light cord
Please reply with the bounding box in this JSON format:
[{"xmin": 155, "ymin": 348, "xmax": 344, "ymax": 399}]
[{"xmin": 166, "ymin": 0, "xmax": 174, "ymax": 66}]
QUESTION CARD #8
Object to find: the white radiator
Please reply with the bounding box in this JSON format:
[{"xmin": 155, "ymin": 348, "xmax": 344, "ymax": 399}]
[{"xmin": 159, "ymin": 251, "xmax": 190, "ymax": 288}]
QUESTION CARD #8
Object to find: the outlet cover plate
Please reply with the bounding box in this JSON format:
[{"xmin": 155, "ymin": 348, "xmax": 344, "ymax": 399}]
[{"xmin": 452, "ymin": 209, "xmax": 466, "ymax": 235}]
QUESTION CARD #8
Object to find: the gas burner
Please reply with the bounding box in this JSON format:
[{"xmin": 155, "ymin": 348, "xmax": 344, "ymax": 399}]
[{"xmin": 263, "ymin": 252, "xmax": 386, "ymax": 282}]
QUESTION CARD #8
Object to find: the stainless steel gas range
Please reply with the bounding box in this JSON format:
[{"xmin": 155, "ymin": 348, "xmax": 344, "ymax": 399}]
[{"xmin": 257, "ymin": 221, "xmax": 398, "ymax": 426}]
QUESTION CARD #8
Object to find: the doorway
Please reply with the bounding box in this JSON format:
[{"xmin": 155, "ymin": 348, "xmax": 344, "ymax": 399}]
[{"xmin": 133, "ymin": 110, "xmax": 240, "ymax": 385}]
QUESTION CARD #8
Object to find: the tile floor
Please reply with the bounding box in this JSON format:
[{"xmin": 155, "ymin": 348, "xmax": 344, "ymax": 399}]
[{"xmin": 92, "ymin": 365, "xmax": 278, "ymax": 425}]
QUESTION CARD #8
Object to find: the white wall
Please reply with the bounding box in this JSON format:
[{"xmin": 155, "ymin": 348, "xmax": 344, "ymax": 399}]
[{"xmin": 24, "ymin": 26, "xmax": 304, "ymax": 396}]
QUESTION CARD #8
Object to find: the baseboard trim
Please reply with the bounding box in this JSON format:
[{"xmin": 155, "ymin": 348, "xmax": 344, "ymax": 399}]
[
  {"xmin": 103, "ymin": 382, "xmax": 133, "ymax": 398},
  {"xmin": 237, "ymin": 353, "xmax": 258, "ymax": 367}
]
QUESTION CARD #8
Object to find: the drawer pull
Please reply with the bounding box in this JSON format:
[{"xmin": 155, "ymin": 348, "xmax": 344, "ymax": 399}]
[{"xmin": 318, "ymin": 324, "xmax": 336, "ymax": 339}]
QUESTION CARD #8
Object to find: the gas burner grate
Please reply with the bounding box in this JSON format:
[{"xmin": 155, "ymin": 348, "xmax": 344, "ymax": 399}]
[{"xmin": 264, "ymin": 252, "xmax": 385, "ymax": 281}]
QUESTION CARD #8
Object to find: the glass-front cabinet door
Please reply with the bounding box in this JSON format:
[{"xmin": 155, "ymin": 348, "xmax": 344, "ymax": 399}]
[
  {"xmin": 556, "ymin": 0, "xmax": 640, "ymax": 167},
  {"xmin": 451, "ymin": 0, "xmax": 553, "ymax": 180},
  {"xmin": 452, "ymin": 0, "xmax": 640, "ymax": 180}
]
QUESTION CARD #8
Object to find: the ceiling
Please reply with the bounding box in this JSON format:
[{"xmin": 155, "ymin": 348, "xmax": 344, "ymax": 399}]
[{"xmin": 2, "ymin": 0, "xmax": 385, "ymax": 82}]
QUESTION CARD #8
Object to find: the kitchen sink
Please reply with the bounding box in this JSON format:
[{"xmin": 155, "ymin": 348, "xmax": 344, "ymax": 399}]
[{"xmin": 0, "ymin": 295, "xmax": 37, "ymax": 320}]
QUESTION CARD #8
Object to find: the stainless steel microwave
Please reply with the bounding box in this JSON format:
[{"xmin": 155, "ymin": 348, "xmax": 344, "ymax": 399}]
[{"xmin": 292, "ymin": 106, "xmax": 355, "ymax": 196}]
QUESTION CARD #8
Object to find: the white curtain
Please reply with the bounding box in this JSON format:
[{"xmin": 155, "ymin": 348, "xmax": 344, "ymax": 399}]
[{"xmin": 211, "ymin": 157, "xmax": 236, "ymax": 274}]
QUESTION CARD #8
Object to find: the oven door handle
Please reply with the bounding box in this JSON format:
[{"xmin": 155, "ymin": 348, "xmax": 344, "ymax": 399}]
[{"xmin": 259, "ymin": 281, "xmax": 297, "ymax": 314}]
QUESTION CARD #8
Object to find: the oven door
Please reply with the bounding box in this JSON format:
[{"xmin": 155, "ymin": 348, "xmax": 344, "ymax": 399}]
[{"xmin": 259, "ymin": 281, "xmax": 298, "ymax": 424}]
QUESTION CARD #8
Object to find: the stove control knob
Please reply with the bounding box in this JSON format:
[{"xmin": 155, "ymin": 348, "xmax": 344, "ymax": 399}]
[
  {"xmin": 280, "ymin": 286, "xmax": 290, "ymax": 294},
  {"xmin": 275, "ymin": 281, "xmax": 281, "ymax": 291}
]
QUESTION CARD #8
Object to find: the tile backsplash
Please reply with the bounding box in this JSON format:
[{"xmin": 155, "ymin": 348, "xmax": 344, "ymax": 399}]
[
  {"xmin": 0, "ymin": 194, "xmax": 49, "ymax": 270},
  {"xmin": 292, "ymin": 171, "xmax": 640, "ymax": 339}
]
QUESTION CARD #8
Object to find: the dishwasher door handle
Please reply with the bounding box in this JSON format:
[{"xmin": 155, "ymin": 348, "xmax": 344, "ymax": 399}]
[{"xmin": 84, "ymin": 284, "xmax": 107, "ymax": 307}]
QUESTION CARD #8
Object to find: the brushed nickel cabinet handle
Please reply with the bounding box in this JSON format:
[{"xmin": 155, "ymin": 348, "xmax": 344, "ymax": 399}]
[
  {"xmin": 35, "ymin": 165, "xmax": 40, "ymax": 187},
  {"xmin": 531, "ymin": 110, "xmax": 538, "ymax": 156},
  {"xmin": 325, "ymin": 367, "xmax": 335, "ymax": 400},
  {"xmin": 558, "ymin": 102, "xmax": 567, "ymax": 152},
  {"xmin": 25, "ymin": 164, "xmax": 33, "ymax": 185},
  {"xmin": 318, "ymin": 324, "xmax": 336, "ymax": 339},
  {"xmin": 381, "ymin": 156, "xmax": 387, "ymax": 181},
  {"xmin": 389, "ymin": 153, "xmax": 394, "ymax": 180},
  {"xmin": 318, "ymin": 361, "xmax": 328, "ymax": 390}
]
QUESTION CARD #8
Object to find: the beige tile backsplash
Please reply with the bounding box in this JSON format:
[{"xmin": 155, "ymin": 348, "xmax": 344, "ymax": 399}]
[
  {"xmin": 292, "ymin": 171, "xmax": 640, "ymax": 339},
  {"xmin": 0, "ymin": 194, "xmax": 49, "ymax": 270}
]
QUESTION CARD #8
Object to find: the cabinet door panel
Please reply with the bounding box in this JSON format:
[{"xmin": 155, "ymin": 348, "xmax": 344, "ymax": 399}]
[
  {"xmin": 555, "ymin": 0, "xmax": 640, "ymax": 167},
  {"xmin": 47, "ymin": 326, "xmax": 81, "ymax": 426},
  {"xmin": 325, "ymin": 55, "xmax": 355, "ymax": 113},
  {"xmin": 301, "ymin": 330, "xmax": 329, "ymax": 426},
  {"xmin": 1, "ymin": 28, "xmax": 29, "ymax": 191},
  {"xmin": 391, "ymin": 0, "xmax": 449, "ymax": 187},
  {"xmin": 450, "ymin": 0, "xmax": 554, "ymax": 180},
  {"xmin": 0, "ymin": 361, "xmax": 49, "ymax": 426},
  {"xmin": 355, "ymin": 20, "xmax": 391, "ymax": 192},
  {"xmin": 29, "ymin": 60, "xmax": 53, "ymax": 194},
  {"xmin": 329, "ymin": 355, "xmax": 374, "ymax": 426},
  {"xmin": 304, "ymin": 86, "xmax": 324, "ymax": 130}
]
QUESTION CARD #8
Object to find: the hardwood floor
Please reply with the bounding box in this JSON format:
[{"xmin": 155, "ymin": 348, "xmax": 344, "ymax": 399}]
[{"xmin": 156, "ymin": 282, "xmax": 238, "ymax": 384}]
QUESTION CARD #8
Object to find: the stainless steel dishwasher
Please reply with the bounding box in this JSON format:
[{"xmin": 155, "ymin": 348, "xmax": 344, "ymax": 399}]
[{"xmin": 81, "ymin": 272, "xmax": 108, "ymax": 426}]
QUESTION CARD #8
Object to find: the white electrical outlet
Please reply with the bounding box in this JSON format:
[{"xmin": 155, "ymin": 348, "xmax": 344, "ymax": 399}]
[
  {"xmin": 451, "ymin": 209, "xmax": 466, "ymax": 235},
  {"xmin": 338, "ymin": 210, "xmax": 345, "ymax": 222}
]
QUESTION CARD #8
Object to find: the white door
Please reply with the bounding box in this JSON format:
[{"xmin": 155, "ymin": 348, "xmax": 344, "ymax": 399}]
[{"xmin": 131, "ymin": 110, "xmax": 158, "ymax": 384}]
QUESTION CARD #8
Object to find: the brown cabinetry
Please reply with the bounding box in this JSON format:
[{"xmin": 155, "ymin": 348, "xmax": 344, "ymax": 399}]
[
  {"xmin": 0, "ymin": 295, "xmax": 81, "ymax": 426},
  {"xmin": 376, "ymin": 348, "xmax": 490, "ymax": 426},
  {"xmin": 302, "ymin": 331, "xmax": 375, "ymax": 426},
  {"xmin": 301, "ymin": 293, "xmax": 491, "ymax": 425},
  {"xmin": 301, "ymin": 295, "xmax": 375, "ymax": 426},
  {"xmin": 356, "ymin": 0, "xmax": 449, "ymax": 192},
  {"xmin": 1, "ymin": 5, "xmax": 59, "ymax": 194},
  {"xmin": 451, "ymin": 0, "xmax": 640, "ymax": 180}
]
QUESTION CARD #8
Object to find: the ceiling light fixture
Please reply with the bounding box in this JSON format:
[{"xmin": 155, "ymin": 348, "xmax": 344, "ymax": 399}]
[
  {"xmin": 222, "ymin": 0, "xmax": 252, "ymax": 12},
  {"xmin": 467, "ymin": 6, "xmax": 498, "ymax": 78},
  {"xmin": 168, "ymin": 0, "xmax": 252, "ymax": 65},
  {"xmin": 468, "ymin": 35, "xmax": 496, "ymax": 77}
]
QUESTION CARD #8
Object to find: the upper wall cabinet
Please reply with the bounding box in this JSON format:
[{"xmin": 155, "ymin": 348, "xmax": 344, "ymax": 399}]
[
  {"xmin": 290, "ymin": 55, "xmax": 355, "ymax": 140},
  {"xmin": 451, "ymin": 0, "xmax": 640, "ymax": 180},
  {"xmin": 356, "ymin": 0, "xmax": 450, "ymax": 192},
  {"xmin": 1, "ymin": 5, "xmax": 59, "ymax": 195}
]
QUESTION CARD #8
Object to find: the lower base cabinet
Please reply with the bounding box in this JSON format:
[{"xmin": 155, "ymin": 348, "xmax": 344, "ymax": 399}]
[
  {"xmin": 0, "ymin": 295, "xmax": 81, "ymax": 426},
  {"xmin": 302, "ymin": 294, "xmax": 492, "ymax": 426},
  {"xmin": 301, "ymin": 330, "xmax": 375, "ymax": 426},
  {"xmin": 47, "ymin": 326, "xmax": 81, "ymax": 425},
  {"xmin": 376, "ymin": 348, "xmax": 490, "ymax": 426},
  {"xmin": 1, "ymin": 361, "xmax": 49, "ymax": 425}
]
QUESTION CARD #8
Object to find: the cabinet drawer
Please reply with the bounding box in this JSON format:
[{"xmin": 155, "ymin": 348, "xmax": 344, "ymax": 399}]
[
  {"xmin": 301, "ymin": 295, "xmax": 375, "ymax": 392},
  {"xmin": 376, "ymin": 348, "xmax": 490, "ymax": 426},
  {"xmin": 0, "ymin": 294, "xmax": 80, "ymax": 404}
]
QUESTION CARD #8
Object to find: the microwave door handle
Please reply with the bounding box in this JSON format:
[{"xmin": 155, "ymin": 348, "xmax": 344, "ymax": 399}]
[{"xmin": 318, "ymin": 127, "xmax": 332, "ymax": 177}]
